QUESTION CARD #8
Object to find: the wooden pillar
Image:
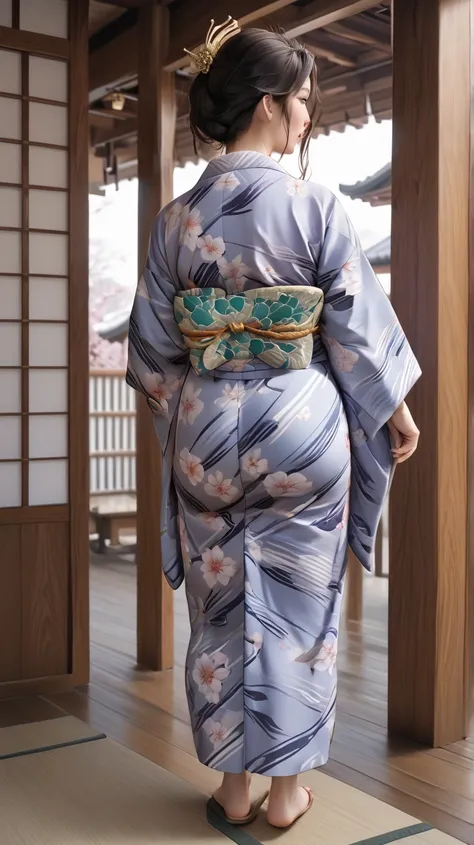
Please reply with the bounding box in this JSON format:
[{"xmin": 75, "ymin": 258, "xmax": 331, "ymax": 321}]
[
  {"xmin": 136, "ymin": 4, "xmax": 176, "ymax": 670},
  {"xmin": 389, "ymin": 0, "xmax": 471, "ymax": 746},
  {"xmin": 345, "ymin": 550, "xmax": 363, "ymax": 624},
  {"xmin": 467, "ymin": 0, "xmax": 474, "ymax": 742}
]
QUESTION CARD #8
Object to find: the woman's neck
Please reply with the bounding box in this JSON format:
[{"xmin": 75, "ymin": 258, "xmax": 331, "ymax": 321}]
[{"xmin": 225, "ymin": 133, "xmax": 273, "ymax": 157}]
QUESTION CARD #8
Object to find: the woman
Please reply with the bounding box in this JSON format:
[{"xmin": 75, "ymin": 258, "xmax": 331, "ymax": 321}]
[{"xmin": 126, "ymin": 19, "xmax": 420, "ymax": 829}]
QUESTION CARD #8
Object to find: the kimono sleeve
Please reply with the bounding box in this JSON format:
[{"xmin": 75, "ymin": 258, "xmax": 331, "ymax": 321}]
[
  {"xmin": 126, "ymin": 212, "xmax": 189, "ymax": 450},
  {"xmin": 126, "ymin": 212, "xmax": 189, "ymax": 590},
  {"xmin": 319, "ymin": 199, "xmax": 421, "ymax": 440},
  {"xmin": 317, "ymin": 198, "xmax": 421, "ymax": 571}
]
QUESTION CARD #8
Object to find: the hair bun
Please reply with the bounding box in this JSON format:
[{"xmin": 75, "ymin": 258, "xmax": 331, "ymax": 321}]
[
  {"xmin": 189, "ymin": 74, "xmax": 231, "ymax": 144},
  {"xmin": 187, "ymin": 27, "xmax": 319, "ymax": 178}
]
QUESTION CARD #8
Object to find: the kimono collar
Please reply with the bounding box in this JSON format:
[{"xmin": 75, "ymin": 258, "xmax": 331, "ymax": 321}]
[{"xmin": 198, "ymin": 151, "xmax": 287, "ymax": 182}]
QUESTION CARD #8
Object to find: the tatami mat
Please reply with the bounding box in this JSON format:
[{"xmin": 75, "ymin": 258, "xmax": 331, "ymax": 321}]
[
  {"xmin": 0, "ymin": 714, "xmax": 104, "ymax": 759},
  {"xmin": 406, "ymin": 833, "xmax": 466, "ymax": 845},
  {"xmin": 208, "ymin": 769, "xmax": 467, "ymax": 845},
  {"xmin": 0, "ymin": 715, "xmax": 467, "ymax": 845},
  {"xmin": 0, "ymin": 731, "xmax": 225, "ymax": 844}
]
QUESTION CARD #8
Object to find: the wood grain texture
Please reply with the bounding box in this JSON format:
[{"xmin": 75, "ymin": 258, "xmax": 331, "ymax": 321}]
[
  {"xmin": 0, "ymin": 674, "xmax": 74, "ymax": 700},
  {"xmin": 389, "ymin": 0, "xmax": 470, "ymax": 746},
  {"xmin": 69, "ymin": 0, "xmax": 90, "ymax": 687},
  {"xmin": 89, "ymin": 23, "xmax": 137, "ymax": 102},
  {"xmin": 0, "ymin": 506, "xmax": 69, "ymax": 526},
  {"xmin": 467, "ymin": 0, "xmax": 474, "ymax": 742},
  {"xmin": 21, "ymin": 522, "xmax": 69, "ymax": 679},
  {"xmin": 0, "ymin": 25, "xmax": 69, "ymax": 58},
  {"xmin": 136, "ymin": 4, "xmax": 175, "ymax": 670},
  {"xmin": 254, "ymin": 0, "xmax": 384, "ymax": 42},
  {"xmin": 345, "ymin": 549, "xmax": 363, "ymax": 623},
  {"xmin": 0, "ymin": 526, "xmax": 21, "ymax": 683},
  {"xmin": 166, "ymin": 0, "xmax": 295, "ymax": 69},
  {"xmin": 0, "ymin": 696, "xmax": 66, "ymax": 729}
]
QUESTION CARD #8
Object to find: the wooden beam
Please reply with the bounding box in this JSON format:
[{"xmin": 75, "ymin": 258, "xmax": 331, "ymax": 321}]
[
  {"xmin": 468, "ymin": 0, "xmax": 474, "ymax": 758},
  {"xmin": 304, "ymin": 39, "xmax": 356, "ymax": 68},
  {"xmin": 89, "ymin": 106, "xmax": 137, "ymax": 120},
  {"xmin": 166, "ymin": 0, "xmax": 296, "ymax": 70},
  {"xmin": 95, "ymin": 0, "xmax": 156, "ymax": 6},
  {"xmin": 268, "ymin": 0, "xmax": 382, "ymax": 40},
  {"xmin": 89, "ymin": 23, "xmax": 137, "ymax": 102},
  {"xmin": 325, "ymin": 20, "xmax": 392, "ymax": 54},
  {"xmin": 389, "ymin": 0, "xmax": 470, "ymax": 746},
  {"xmin": 136, "ymin": 3, "xmax": 176, "ymax": 672},
  {"xmin": 91, "ymin": 118, "xmax": 137, "ymax": 146}
]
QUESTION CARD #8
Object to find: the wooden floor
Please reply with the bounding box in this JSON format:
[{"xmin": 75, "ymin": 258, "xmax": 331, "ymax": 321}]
[{"xmin": 42, "ymin": 551, "xmax": 474, "ymax": 844}]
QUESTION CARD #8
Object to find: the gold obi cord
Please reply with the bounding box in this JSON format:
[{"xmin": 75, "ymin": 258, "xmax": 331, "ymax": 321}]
[{"xmin": 180, "ymin": 322, "xmax": 320, "ymax": 343}]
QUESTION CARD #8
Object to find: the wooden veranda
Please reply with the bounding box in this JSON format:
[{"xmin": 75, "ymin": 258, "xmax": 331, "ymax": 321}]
[{"xmin": 0, "ymin": 0, "xmax": 472, "ymax": 762}]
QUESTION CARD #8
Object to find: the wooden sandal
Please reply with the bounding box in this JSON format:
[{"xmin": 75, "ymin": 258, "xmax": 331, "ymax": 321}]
[
  {"xmin": 208, "ymin": 790, "xmax": 269, "ymax": 826},
  {"xmin": 267, "ymin": 786, "xmax": 313, "ymax": 829}
]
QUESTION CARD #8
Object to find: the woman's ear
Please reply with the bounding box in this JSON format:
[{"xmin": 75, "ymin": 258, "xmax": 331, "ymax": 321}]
[{"xmin": 258, "ymin": 94, "xmax": 273, "ymax": 123}]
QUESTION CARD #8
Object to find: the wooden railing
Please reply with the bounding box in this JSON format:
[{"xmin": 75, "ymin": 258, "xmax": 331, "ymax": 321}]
[{"xmin": 89, "ymin": 370, "xmax": 136, "ymax": 496}]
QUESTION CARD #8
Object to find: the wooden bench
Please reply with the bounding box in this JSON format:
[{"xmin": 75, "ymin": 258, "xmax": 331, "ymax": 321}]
[{"xmin": 89, "ymin": 495, "xmax": 137, "ymax": 554}]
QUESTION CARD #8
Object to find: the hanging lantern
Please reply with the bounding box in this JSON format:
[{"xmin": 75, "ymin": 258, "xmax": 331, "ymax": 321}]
[{"xmin": 110, "ymin": 92, "xmax": 125, "ymax": 112}]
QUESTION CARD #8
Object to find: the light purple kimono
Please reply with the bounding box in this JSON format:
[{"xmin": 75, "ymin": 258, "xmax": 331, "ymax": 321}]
[{"xmin": 127, "ymin": 151, "xmax": 420, "ymax": 776}]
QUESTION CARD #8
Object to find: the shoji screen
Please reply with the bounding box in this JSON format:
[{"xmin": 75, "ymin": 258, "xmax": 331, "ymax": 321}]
[{"xmin": 0, "ymin": 0, "xmax": 89, "ymax": 694}]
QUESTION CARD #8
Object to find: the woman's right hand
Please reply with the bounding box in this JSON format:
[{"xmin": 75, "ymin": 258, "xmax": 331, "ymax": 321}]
[{"xmin": 387, "ymin": 401, "xmax": 419, "ymax": 464}]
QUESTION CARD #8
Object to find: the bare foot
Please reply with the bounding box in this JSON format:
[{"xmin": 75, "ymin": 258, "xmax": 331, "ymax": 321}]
[
  {"xmin": 213, "ymin": 772, "xmax": 252, "ymax": 820},
  {"xmin": 266, "ymin": 786, "xmax": 312, "ymax": 828}
]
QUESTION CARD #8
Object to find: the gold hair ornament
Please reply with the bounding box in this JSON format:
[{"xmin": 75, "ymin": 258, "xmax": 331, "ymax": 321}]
[{"xmin": 184, "ymin": 15, "xmax": 241, "ymax": 74}]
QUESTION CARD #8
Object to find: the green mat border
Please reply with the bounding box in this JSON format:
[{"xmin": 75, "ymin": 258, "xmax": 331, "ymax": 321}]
[
  {"xmin": 0, "ymin": 732, "xmax": 107, "ymax": 761},
  {"xmin": 207, "ymin": 801, "xmax": 433, "ymax": 845}
]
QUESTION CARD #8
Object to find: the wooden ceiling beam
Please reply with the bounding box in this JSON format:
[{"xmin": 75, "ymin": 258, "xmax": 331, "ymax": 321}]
[
  {"xmin": 92, "ymin": 0, "xmax": 157, "ymax": 7},
  {"xmin": 89, "ymin": 106, "xmax": 138, "ymax": 120},
  {"xmin": 89, "ymin": 21, "xmax": 137, "ymax": 102},
  {"xmin": 304, "ymin": 40, "xmax": 356, "ymax": 68},
  {"xmin": 256, "ymin": 0, "xmax": 386, "ymax": 41},
  {"xmin": 91, "ymin": 117, "xmax": 138, "ymax": 147},
  {"xmin": 324, "ymin": 20, "xmax": 391, "ymax": 53},
  {"xmin": 165, "ymin": 0, "xmax": 296, "ymax": 70}
]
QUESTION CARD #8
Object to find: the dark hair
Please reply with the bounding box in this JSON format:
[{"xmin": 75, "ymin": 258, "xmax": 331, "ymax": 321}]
[{"xmin": 188, "ymin": 27, "xmax": 320, "ymax": 179}]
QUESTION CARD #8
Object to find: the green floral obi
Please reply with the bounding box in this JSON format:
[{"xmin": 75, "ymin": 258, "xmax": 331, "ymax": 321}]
[{"xmin": 174, "ymin": 286, "xmax": 324, "ymax": 375}]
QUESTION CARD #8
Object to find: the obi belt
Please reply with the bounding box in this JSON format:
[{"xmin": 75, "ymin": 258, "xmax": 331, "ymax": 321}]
[{"xmin": 174, "ymin": 286, "xmax": 324, "ymax": 375}]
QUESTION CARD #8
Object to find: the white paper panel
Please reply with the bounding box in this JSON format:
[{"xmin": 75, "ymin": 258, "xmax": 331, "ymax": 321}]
[
  {"xmin": 29, "ymin": 189, "xmax": 67, "ymax": 232},
  {"xmin": 29, "ymin": 323, "xmax": 67, "ymax": 367},
  {"xmin": 0, "ymin": 0, "xmax": 12, "ymax": 27},
  {"xmin": 29, "ymin": 368, "xmax": 67, "ymax": 412},
  {"xmin": 29, "ymin": 232, "xmax": 68, "ymax": 276},
  {"xmin": 0, "ymin": 369, "xmax": 21, "ymax": 413},
  {"xmin": 29, "ymin": 102, "xmax": 67, "ymax": 146},
  {"xmin": 0, "ymin": 50, "xmax": 21, "ymax": 95},
  {"xmin": 0, "ymin": 141, "xmax": 21, "ymax": 183},
  {"xmin": 29, "ymin": 56, "xmax": 67, "ymax": 103},
  {"xmin": 29, "ymin": 277, "xmax": 67, "ymax": 321},
  {"xmin": 0, "ymin": 322, "xmax": 21, "ymax": 366},
  {"xmin": 0, "ymin": 230, "xmax": 21, "ymax": 273},
  {"xmin": 0, "ymin": 96, "xmax": 21, "ymax": 140},
  {"xmin": 29, "ymin": 413, "xmax": 67, "ymax": 458},
  {"xmin": 0, "ymin": 276, "xmax": 21, "ymax": 320},
  {"xmin": 29, "ymin": 458, "xmax": 68, "ymax": 506},
  {"xmin": 0, "ymin": 415, "xmax": 21, "ymax": 459},
  {"xmin": 0, "ymin": 186, "xmax": 21, "ymax": 227},
  {"xmin": 0, "ymin": 462, "xmax": 21, "ymax": 507},
  {"xmin": 20, "ymin": 0, "xmax": 68, "ymax": 38},
  {"xmin": 29, "ymin": 146, "xmax": 67, "ymax": 188}
]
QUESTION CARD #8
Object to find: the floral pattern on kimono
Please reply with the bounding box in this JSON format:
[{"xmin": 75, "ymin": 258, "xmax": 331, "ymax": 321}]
[{"xmin": 126, "ymin": 151, "xmax": 420, "ymax": 776}]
